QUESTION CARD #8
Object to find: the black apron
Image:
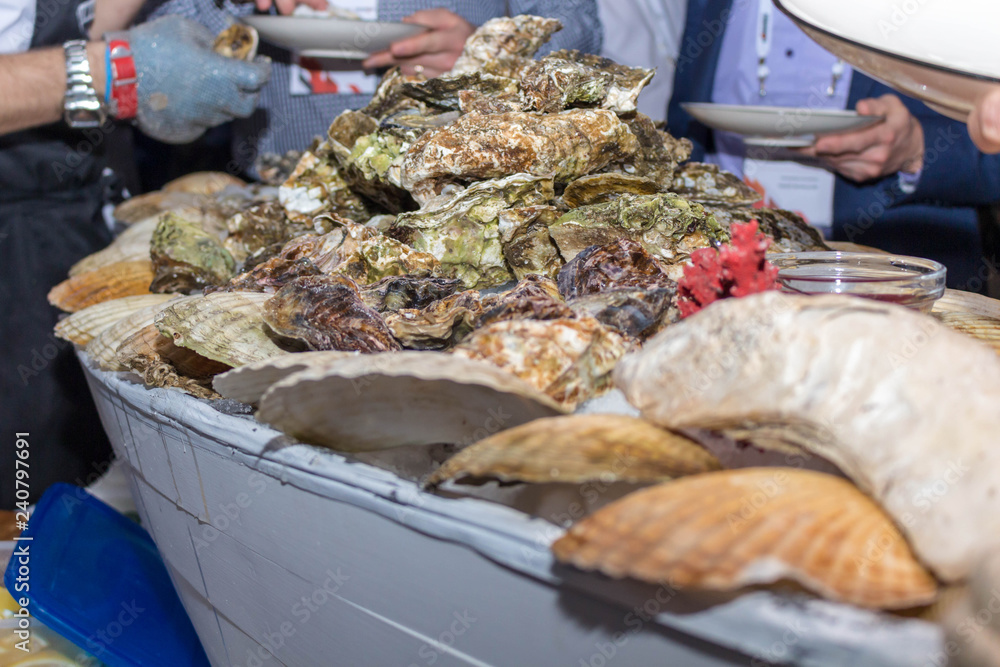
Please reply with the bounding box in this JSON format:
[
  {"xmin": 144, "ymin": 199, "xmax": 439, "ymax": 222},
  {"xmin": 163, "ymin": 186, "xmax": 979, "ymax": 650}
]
[{"xmin": 0, "ymin": 0, "xmax": 115, "ymax": 509}]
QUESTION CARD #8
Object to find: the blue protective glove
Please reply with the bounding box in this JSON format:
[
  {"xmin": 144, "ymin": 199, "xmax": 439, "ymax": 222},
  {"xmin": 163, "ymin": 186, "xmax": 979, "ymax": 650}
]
[{"xmin": 115, "ymin": 16, "xmax": 271, "ymax": 144}]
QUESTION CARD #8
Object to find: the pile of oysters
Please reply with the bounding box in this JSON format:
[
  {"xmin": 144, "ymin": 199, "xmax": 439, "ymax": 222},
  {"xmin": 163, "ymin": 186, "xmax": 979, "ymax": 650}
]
[{"xmin": 54, "ymin": 15, "xmax": 1000, "ymax": 624}]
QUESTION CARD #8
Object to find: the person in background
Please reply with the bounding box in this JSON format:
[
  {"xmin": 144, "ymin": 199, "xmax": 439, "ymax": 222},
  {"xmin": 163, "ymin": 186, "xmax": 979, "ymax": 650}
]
[
  {"xmin": 151, "ymin": 0, "xmax": 603, "ymax": 175},
  {"xmin": 668, "ymin": 0, "xmax": 1000, "ymax": 289},
  {"xmin": 597, "ymin": 0, "xmax": 686, "ymax": 120},
  {"xmin": 0, "ymin": 1, "xmax": 269, "ymax": 507}
]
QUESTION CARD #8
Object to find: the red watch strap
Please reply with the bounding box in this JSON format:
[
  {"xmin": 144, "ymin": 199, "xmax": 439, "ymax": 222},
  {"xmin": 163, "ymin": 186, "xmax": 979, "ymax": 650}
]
[{"xmin": 107, "ymin": 39, "xmax": 137, "ymax": 120}]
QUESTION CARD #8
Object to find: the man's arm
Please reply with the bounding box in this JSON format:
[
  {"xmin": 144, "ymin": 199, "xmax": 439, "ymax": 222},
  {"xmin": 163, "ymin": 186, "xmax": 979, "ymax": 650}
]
[
  {"xmin": 0, "ymin": 42, "xmax": 106, "ymax": 135},
  {"xmin": 90, "ymin": 0, "xmax": 148, "ymax": 37}
]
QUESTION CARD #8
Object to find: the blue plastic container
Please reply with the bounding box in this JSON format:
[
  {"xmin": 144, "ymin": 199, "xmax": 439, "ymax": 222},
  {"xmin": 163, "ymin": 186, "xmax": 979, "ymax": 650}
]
[{"xmin": 3, "ymin": 484, "xmax": 210, "ymax": 666}]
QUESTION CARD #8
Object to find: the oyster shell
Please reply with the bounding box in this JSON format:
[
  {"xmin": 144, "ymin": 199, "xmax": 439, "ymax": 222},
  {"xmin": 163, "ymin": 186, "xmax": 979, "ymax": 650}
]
[
  {"xmin": 561, "ymin": 173, "xmax": 662, "ymax": 209},
  {"xmin": 224, "ymin": 201, "xmax": 298, "ymax": 265},
  {"xmin": 454, "ymin": 317, "xmax": 627, "ymax": 409},
  {"xmin": 568, "ymin": 289, "xmax": 677, "ymax": 343},
  {"xmin": 54, "ymin": 294, "xmax": 178, "ymax": 347},
  {"xmin": 552, "ymin": 469, "xmax": 939, "ymax": 610},
  {"xmin": 393, "ymin": 174, "xmax": 554, "ymax": 288},
  {"xmin": 256, "ymin": 351, "xmax": 566, "ymax": 451},
  {"xmin": 155, "ymin": 292, "xmax": 290, "ymax": 367},
  {"xmin": 670, "ymin": 162, "xmax": 762, "ymax": 207},
  {"xmin": 85, "ymin": 297, "xmax": 183, "ymax": 371},
  {"xmin": 498, "ymin": 205, "xmax": 563, "ymax": 281},
  {"xmin": 519, "ymin": 56, "xmax": 610, "ymax": 114},
  {"xmin": 399, "ymin": 109, "xmax": 639, "ymax": 192},
  {"xmin": 401, "ymin": 72, "xmax": 520, "ymax": 112},
  {"xmin": 360, "ymin": 68, "xmax": 430, "ymax": 121},
  {"xmin": 614, "ymin": 291, "xmax": 1000, "ymax": 582},
  {"xmin": 342, "ymin": 130, "xmax": 416, "ymax": 213},
  {"xmin": 213, "ymin": 351, "xmax": 354, "ymax": 405},
  {"xmin": 450, "ymin": 15, "xmax": 562, "ymax": 75},
  {"xmin": 478, "ymin": 275, "xmax": 573, "ymax": 327},
  {"xmin": 707, "ymin": 206, "xmax": 829, "ymax": 253},
  {"xmin": 115, "ymin": 323, "xmax": 227, "ymax": 399},
  {"xmin": 359, "ymin": 275, "xmax": 462, "ymax": 312},
  {"xmin": 426, "ymin": 414, "xmax": 720, "ymax": 487},
  {"xmin": 208, "ymin": 257, "xmax": 323, "ymax": 294},
  {"xmin": 537, "ymin": 50, "xmax": 654, "ymax": 114},
  {"xmin": 262, "ymin": 275, "xmax": 401, "ymax": 353},
  {"xmin": 150, "ymin": 213, "xmax": 236, "ymax": 293},
  {"xmin": 556, "ymin": 238, "xmax": 676, "ymax": 298},
  {"xmin": 609, "ymin": 113, "xmax": 692, "ymax": 186},
  {"xmin": 212, "ymin": 24, "xmax": 259, "ymax": 61},
  {"xmin": 112, "ymin": 191, "xmax": 206, "ymax": 226},
  {"xmin": 162, "ymin": 171, "xmax": 246, "ymax": 195},
  {"xmin": 385, "ymin": 290, "xmax": 482, "ymax": 350},
  {"xmin": 69, "ymin": 217, "xmax": 158, "ymax": 276},
  {"xmin": 278, "ymin": 148, "xmax": 371, "ymax": 224},
  {"xmin": 548, "ymin": 194, "xmax": 729, "ymax": 279},
  {"xmin": 458, "ymin": 89, "xmax": 524, "ymax": 115},
  {"xmin": 48, "ymin": 260, "xmax": 155, "ymax": 313}
]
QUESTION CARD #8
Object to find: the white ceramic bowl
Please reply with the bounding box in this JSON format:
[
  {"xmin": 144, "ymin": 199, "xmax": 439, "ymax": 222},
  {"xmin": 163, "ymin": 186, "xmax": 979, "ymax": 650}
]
[{"xmin": 241, "ymin": 16, "xmax": 426, "ymax": 59}]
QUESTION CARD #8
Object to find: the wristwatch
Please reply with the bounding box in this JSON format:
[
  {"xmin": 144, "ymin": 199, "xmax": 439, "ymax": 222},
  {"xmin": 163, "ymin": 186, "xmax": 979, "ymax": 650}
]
[{"xmin": 63, "ymin": 39, "xmax": 106, "ymax": 129}]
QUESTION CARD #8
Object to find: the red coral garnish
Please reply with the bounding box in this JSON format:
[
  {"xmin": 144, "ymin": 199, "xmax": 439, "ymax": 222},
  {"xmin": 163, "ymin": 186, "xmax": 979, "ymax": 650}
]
[{"xmin": 677, "ymin": 221, "xmax": 780, "ymax": 318}]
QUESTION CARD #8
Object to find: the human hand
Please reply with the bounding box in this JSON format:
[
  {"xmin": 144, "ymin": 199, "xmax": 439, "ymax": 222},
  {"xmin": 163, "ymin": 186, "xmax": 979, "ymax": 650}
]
[
  {"xmin": 254, "ymin": 0, "xmax": 327, "ymax": 16},
  {"xmin": 123, "ymin": 16, "xmax": 271, "ymax": 144},
  {"xmin": 968, "ymin": 87, "xmax": 1000, "ymax": 154},
  {"xmin": 794, "ymin": 94, "xmax": 924, "ymax": 183},
  {"xmin": 361, "ymin": 9, "xmax": 475, "ymax": 77}
]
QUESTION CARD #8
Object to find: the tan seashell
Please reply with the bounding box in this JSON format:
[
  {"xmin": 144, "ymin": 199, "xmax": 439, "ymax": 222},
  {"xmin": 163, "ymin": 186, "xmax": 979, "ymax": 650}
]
[
  {"xmin": 934, "ymin": 311, "xmax": 1000, "ymax": 354},
  {"xmin": 933, "ymin": 288, "xmax": 1000, "ymax": 320},
  {"xmin": 552, "ymin": 468, "xmax": 939, "ymax": 610},
  {"xmin": 69, "ymin": 217, "xmax": 158, "ymax": 276},
  {"xmin": 48, "ymin": 260, "xmax": 154, "ymax": 313},
  {"xmin": 154, "ymin": 292, "xmax": 290, "ymax": 368},
  {"xmin": 425, "ymin": 414, "xmax": 720, "ymax": 488},
  {"xmin": 85, "ymin": 298, "xmax": 183, "ymax": 371},
  {"xmin": 112, "ymin": 191, "xmax": 206, "ymax": 225},
  {"xmin": 54, "ymin": 294, "xmax": 177, "ymax": 346},
  {"xmin": 257, "ymin": 351, "xmax": 567, "ymax": 452},
  {"xmin": 213, "ymin": 351, "xmax": 354, "ymax": 405},
  {"xmin": 115, "ymin": 324, "xmax": 224, "ymax": 399},
  {"xmin": 162, "ymin": 171, "xmax": 246, "ymax": 196},
  {"xmin": 212, "ymin": 24, "xmax": 259, "ymax": 62}
]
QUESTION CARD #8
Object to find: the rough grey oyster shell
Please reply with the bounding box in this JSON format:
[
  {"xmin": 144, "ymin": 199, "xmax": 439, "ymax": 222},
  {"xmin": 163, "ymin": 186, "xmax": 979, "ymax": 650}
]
[
  {"xmin": 671, "ymin": 162, "xmax": 762, "ymax": 207},
  {"xmin": 497, "ymin": 205, "xmax": 563, "ymax": 281},
  {"xmin": 541, "ymin": 50, "xmax": 654, "ymax": 114},
  {"xmin": 392, "ymin": 173, "xmax": 554, "ymax": 289},
  {"xmin": 150, "ymin": 212, "xmax": 236, "ymax": 293},
  {"xmin": 278, "ymin": 148, "xmax": 371, "ymax": 224},
  {"xmin": 562, "ymin": 173, "xmax": 663, "ymax": 209},
  {"xmin": 399, "ymin": 109, "xmax": 639, "ymax": 193},
  {"xmin": 458, "ymin": 89, "xmax": 524, "ymax": 115},
  {"xmin": 556, "ymin": 238, "xmax": 677, "ymax": 299},
  {"xmin": 385, "ymin": 290, "xmax": 482, "ymax": 350},
  {"xmin": 223, "ymin": 201, "xmax": 302, "ymax": 266},
  {"xmin": 478, "ymin": 274, "xmax": 573, "ymax": 327},
  {"xmin": 359, "ymin": 275, "xmax": 463, "ymax": 312},
  {"xmin": 262, "ymin": 275, "xmax": 401, "ymax": 353},
  {"xmin": 707, "ymin": 206, "xmax": 830, "ymax": 253},
  {"xmin": 360, "ymin": 68, "xmax": 430, "ymax": 121},
  {"xmin": 207, "ymin": 257, "xmax": 322, "ymax": 294},
  {"xmin": 450, "ymin": 15, "xmax": 563, "ymax": 75},
  {"xmin": 609, "ymin": 113, "xmax": 692, "ymax": 186},
  {"xmin": 401, "ymin": 72, "xmax": 520, "ymax": 112},
  {"xmin": 547, "ymin": 193, "xmax": 729, "ymax": 280},
  {"xmin": 519, "ymin": 56, "xmax": 611, "ymax": 114},
  {"xmin": 568, "ymin": 289, "xmax": 678, "ymax": 343}
]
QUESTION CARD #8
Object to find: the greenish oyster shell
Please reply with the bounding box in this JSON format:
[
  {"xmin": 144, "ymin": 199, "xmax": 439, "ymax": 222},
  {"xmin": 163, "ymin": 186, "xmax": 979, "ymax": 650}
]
[
  {"xmin": 342, "ymin": 131, "xmax": 417, "ymax": 213},
  {"xmin": 223, "ymin": 201, "xmax": 304, "ymax": 266},
  {"xmin": 671, "ymin": 162, "xmax": 762, "ymax": 207},
  {"xmin": 539, "ymin": 50, "xmax": 654, "ymax": 114},
  {"xmin": 150, "ymin": 212, "xmax": 236, "ymax": 293},
  {"xmin": 385, "ymin": 290, "xmax": 483, "ymax": 350},
  {"xmin": 450, "ymin": 15, "xmax": 563, "ymax": 75},
  {"xmin": 519, "ymin": 56, "xmax": 610, "ymax": 113},
  {"xmin": 497, "ymin": 205, "xmax": 563, "ymax": 280},
  {"xmin": 547, "ymin": 193, "xmax": 729, "ymax": 280},
  {"xmin": 401, "ymin": 72, "xmax": 520, "ymax": 112},
  {"xmin": 562, "ymin": 173, "xmax": 662, "ymax": 209},
  {"xmin": 326, "ymin": 110, "xmax": 378, "ymax": 161},
  {"xmin": 707, "ymin": 205, "xmax": 829, "ymax": 253},
  {"xmin": 392, "ymin": 173, "xmax": 555, "ymax": 289},
  {"xmin": 399, "ymin": 109, "xmax": 640, "ymax": 192},
  {"xmin": 277, "ymin": 148, "xmax": 371, "ymax": 224},
  {"xmin": 608, "ymin": 113, "xmax": 692, "ymax": 186}
]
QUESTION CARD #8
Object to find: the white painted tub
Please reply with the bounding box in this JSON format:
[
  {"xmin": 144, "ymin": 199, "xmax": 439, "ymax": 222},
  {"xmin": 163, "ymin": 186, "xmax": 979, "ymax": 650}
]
[{"xmin": 78, "ymin": 352, "xmax": 942, "ymax": 667}]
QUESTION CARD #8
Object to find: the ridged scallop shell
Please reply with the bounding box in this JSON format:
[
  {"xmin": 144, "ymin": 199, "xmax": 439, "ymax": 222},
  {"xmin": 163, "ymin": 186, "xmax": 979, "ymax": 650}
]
[
  {"xmin": 213, "ymin": 351, "xmax": 354, "ymax": 405},
  {"xmin": 257, "ymin": 352, "xmax": 567, "ymax": 451},
  {"xmin": 154, "ymin": 292, "xmax": 290, "ymax": 368},
  {"xmin": 934, "ymin": 311, "xmax": 1000, "ymax": 354},
  {"xmin": 115, "ymin": 324, "xmax": 224, "ymax": 399},
  {"xmin": 426, "ymin": 414, "xmax": 720, "ymax": 488},
  {"xmin": 112, "ymin": 191, "xmax": 206, "ymax": 225},
  {"xmin": 162, "ymin": 171, "xmax": 246, "ymax": 195},
  {"xmin": 70, "ymin": 217, "xmax": 158, "ymax": 276},
  {"xmin": 54, "ymin": 294, "xmax": 177, "ymax": 346},
  {"xmin": 85, "ymin": 298, "xmax": 183, "ymax": 371},
  {"xmin": 552, "ymin": 468, "xmax": 939, "ymax": 609},
  {"xmin": 48, "ymin": 260, "xmax": 154, "ymax": 313}
]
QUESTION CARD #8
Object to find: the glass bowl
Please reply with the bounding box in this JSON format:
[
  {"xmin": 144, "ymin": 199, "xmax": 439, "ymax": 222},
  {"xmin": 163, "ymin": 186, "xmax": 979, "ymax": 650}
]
[{"xmin": 768, "ymin": 252, "xmax": 947, "ymax": 312}]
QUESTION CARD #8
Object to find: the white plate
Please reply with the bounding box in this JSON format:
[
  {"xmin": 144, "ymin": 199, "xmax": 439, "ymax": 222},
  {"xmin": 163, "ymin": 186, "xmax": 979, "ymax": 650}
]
[
  {"xmin": 776, "ymin": 0, "xmax": 1000, "ymax": 122},
  {"xmin": 682, "ymin": 103, "xmax": 883, "ymax": 143},
  {"xmin": 241, "ymin": 16, "xmax": 427, "ymax": 59}
]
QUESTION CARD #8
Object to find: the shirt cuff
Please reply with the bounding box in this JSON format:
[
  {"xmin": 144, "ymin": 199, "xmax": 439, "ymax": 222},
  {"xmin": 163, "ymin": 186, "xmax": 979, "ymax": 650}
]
[{"xmin": 897, "ymin": 168, "xmax": 922, "ymax": 195}]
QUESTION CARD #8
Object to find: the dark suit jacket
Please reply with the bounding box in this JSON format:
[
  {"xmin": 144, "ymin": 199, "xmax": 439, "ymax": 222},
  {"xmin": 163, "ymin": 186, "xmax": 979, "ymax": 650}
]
[{"xmin": 666, "ymin": 0, "xmax": 1000, "ymax": 288}]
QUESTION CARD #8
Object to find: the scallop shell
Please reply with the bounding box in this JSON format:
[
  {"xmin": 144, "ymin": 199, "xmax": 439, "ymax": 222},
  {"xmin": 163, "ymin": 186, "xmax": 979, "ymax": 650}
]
[
  {"xmin": 213, "ymin": 351, "xmax": 355, "ymax": 405},
  {"xmin": 115, "ymin": 324, "xmax": 225, "ymax": 399},
  {"xmin": 112, "ymin": 191, "xmax": 206, "ymax": 225},
  {"xmin": 154, "ymin": 292, "xmax": 290, "ymax": 367},
  {"xmin": 425, "ymin": 414, "xmax": 720, "ymax": 488},
  {"xmin": 256, "ymin": 352, "xmax": 567, "ymax": 452},
  {"xmin": 69, "ymin": 217, "xmax": 158, "ymax": 276},
  {"xmin": 85, "ymin": 298, "xmax": 183, "ymax": 371},
  {"xmin": 54, "ymin": 294, "xmax": 178, "ymax": 346},
  {"xmin": 552, "ymin": 468, "xmax": 939, "ymax": 610},
  {"xmin": 162, "ymin": 171, "xmax": 246, "ymax": 195},
  {"xmin": 48, "ymin": 260, "xmax": 154, "ymax": 313},
  {"xmin": 934, "ymin": 311, "xmax": 1000, "ymax": 354}
]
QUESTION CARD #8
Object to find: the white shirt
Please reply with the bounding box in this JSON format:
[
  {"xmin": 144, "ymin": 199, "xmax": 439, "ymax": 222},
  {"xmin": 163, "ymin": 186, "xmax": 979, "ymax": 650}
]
[
  {"xmin": 597, "ymin": 0, "xmax": 686, "ymax": 120},
  {"xmin": 0, "ymin": 0, "xmax": 34, "ymax": 54}
]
